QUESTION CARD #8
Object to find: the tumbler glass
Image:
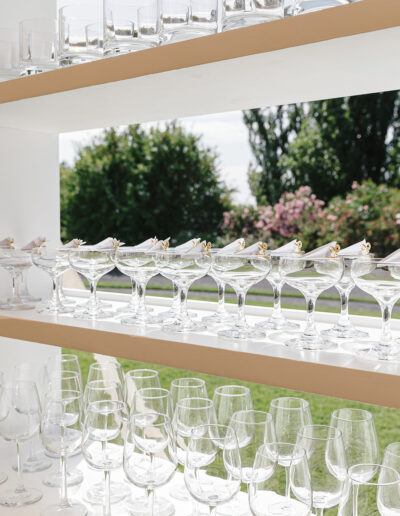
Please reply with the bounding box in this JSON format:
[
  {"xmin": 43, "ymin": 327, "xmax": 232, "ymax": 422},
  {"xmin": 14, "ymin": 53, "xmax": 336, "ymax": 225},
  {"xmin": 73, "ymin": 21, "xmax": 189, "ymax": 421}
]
[
  {"xmin": 0, "ymin": 28, "xmax": 18, "ymax": 81},
  {"xmin": 137, "ymin": 2, "xmax": 161, "ymax": 48},
  {"xmin": 162, "ymin": 0, "xmax": 218, "ymax": 42},
  {"xmin": 19, "ymin": 18, "xmax": 57, "ymax": 76},
  {"xmin": 222, "ymin": 0, "xmax": 283, "ymax": 31}
]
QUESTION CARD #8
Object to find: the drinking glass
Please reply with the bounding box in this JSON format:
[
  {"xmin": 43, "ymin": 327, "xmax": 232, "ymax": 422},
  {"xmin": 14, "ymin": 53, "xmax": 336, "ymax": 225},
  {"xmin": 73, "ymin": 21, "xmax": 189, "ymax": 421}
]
[
  {"xmin": 0, "ymin": 381, "xmax": 42, "ymax": 507},
  {"xmin": 249, "ymin": 442, "xmax": 312, "ymax": 516},
  {"xmin": 222, "ymin": 0, "xmax": 283, "ymax": 31},
  {"xmin": 296, "ymin": 424, "xmax": 347, "ymax": 515},
  {"xmin": 203, "ymin": 250, "xmax": 235, "ymax": 326},
  {"xmin": 156, "ymin": 249, "xmax": 211, "ymax": 333},
  {"xmin": 330, "ymin": 408, "xmax": 380, "ymax": 480},
  {"xmin": 161, "ymin": 0, "xmax": 190, "ymax": 42},
  {"xmin": 162, "ymin": 0, "xmax": 218, "ymax": 42},
  {"xmin": 59, "ymin": 4, "xmax": 102, "ymax": 66},
  {"xmin": 213, "ymin": 385, "xmax": 253, "ymax": 426},
  {"xmin": 88, "ymin": 361, "xmax": 125, "ymax": 390},
  {"xmin": 32, "ymin": 247, "xmax": 74, "ymax": 314},
  {"xmin": 40, "ymin": 389, "xmax": 87, "ymax": 516},
  {"xmin": 279, "ymin": 256, "xmax": 344, "ymax": 350},
  {"xmin": 46, "ymin": 353, "xmax": 83, "ymax": 392},
  {"xmin": 184, "ymin": 424, "xmax": 242, "ymax": 514},
  {"xmin": 0, "ymin": 28, "xmax": 18, "ymax": 81},
  {"xmin": 0, "ymin": 249, "xmax": 35, "ymax": 310},
  {"xmin": 338, "ymin": 464, "xmax": 400, "ymax": 515},
  {"xmin": 69, "ymin": 249, "xmax": 115, "ymax": 319},
  {"xmin": 170, "ymin": 377, "xmax": 208, "ymax": 412},
  {"xmin": 104, "ymin": 0, "xmax": 146, "ymax": 55},
  {"xmin": 0, "ymin": 372, "xmax": 6, "ymax": 484},
  {"xmin": 85, "ymin": 22, "xmax": 104, "ymax": 59},
  {"xmin": 212, "ymin": 253, "xmax": 271, "ymax": 340},
  {"xmin": 137, "ymin": 2, "xmax": 161, "ymax": 48},
  {"xmin": 125, "ymin": 369, "xmax": 161, "ymax": 411},
  {"xmin": 350, "ymin": 258, "xmax": 400, "ymax": 360},
  {"xmin": 383, "ymin": 442, "xmax": 400, "ymax": 473},
  {"xmin": 284, "ymin": 0, "xmax": 296, "ymax": 15},
  {"xmin": 124, "ymin": 412, "xmax": 178, "ymax": 515},
  {"xmin": 297, "ymin": 0, "xmax": 349, "ymax": 15},
  {"xmin": 19, "ymin": 18, "xmax": 57, "ymax": 76},
  {"xmin": 82, "ymin": 400, "xmax": 126, "ymax": 516}
]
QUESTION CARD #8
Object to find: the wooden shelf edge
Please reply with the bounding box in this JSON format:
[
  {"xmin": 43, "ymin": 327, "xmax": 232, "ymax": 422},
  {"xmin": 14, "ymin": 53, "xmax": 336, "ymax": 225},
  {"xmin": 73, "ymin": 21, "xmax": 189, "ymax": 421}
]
[{"xmin": 0, "ymin": 0, "xmax": 398, "ymax": 105}]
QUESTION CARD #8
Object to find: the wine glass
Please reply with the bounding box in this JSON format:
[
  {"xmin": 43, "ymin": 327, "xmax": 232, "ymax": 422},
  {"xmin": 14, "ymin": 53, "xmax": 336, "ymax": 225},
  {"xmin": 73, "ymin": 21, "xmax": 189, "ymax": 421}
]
[
  {"xmin": 330, "ymin": 408, "xmax": 380, "ymax": 480},
  {"xmin": 212, "ymin": 252, "xmax": 271, "ymax": 339},
  {"xmin": 87, "ymin": 361, "xmax": 125, "ymax": 391},
  {"xmin": 124, "ymin": 412, "xmax": 178, "ymax": 515},
  {"xmin": 0, "ymin": 371, "xmax": 7, "ymax": 485},
  {"xmin": 82, "ymin": 400, "xmax": 126, "ymax": 516},
  {"xmin": 170, "ymin": 377, "xmax": 208, "ymax": 413},
  {"xmin": 69, "ymin": 249, "xmax": 115, "ymax": 319},
  {"xmin": 184, "ymin": 424, "xmax": 242, "ymax": 514},
  {"xmin": 125, "ymin": 369, "xmax": 161, "ymax": 411},
  {"xmin": 279, "ymin": 256, "xmax": 344, "ymax": 350},
  {"xmin": 383, "ymin": 442, "xmax": 400, "ymax": 472},
  {"xmin": 338, "ymin": 464, "xmax": 400, "ymax": 515},
  {"xmin": 46, "ymin": 353, "xmax": 83, "ymax": 392},
  {"xmin": 249, "ymin": 442, "xmax": 312, "ymax": 516},
  {"xmin": 0, "ymin": 248, "xmax": 35, "ymax": 310},
  {"xmin": 31, "ymin": 247, "xmax": 74, "ymax": 314},
  {"xmin": 350, "ymin": 257, "xmax": 400, "ymax": 360},
  {"xmin": 0, "ymin": 381, "xmax": 42, "ymax": 507},
  {"xmin": 40, "ymin": 388, "xmax": 87, "ymax": 516},
  {"xmin": 296, "ymin": 424, "xmax": 347, "ymax": 515},
  {"xmin": 213, "ymin": 385, "xmax": 253, "ymax": 426}
]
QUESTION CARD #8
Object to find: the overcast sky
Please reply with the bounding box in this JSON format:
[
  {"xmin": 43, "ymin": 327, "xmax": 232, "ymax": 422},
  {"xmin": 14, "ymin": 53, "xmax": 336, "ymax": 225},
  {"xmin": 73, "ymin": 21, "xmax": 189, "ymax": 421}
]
[{"xmin": 59, "ymin": 110, "xmax": 256, "ymax": 205}]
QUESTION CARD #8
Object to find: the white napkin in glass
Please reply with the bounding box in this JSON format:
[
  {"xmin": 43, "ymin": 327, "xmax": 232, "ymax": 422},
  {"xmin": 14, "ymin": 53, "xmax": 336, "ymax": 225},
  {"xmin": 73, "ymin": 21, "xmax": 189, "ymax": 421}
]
[
  {"xmin": 184, "ymin": 240, "xmax": 212, "ymax": 256},
  {"xmin": 217, "ymin": 238, "xmax": 246, "ymax": 254},
  {"xmin": 21, "ymin": 236, "xmax": 46, "ymax": 251},
  {"xmin": 304, "ymin": 242, "xmax": 338, "ymax": 258},
  {"xmin": 175, "ymin": 239, "xmax": 201, "ymax": 252},
  {"xmin": 338, "ymin": 239, "xmax": 370, "ymax": 257},
  {"xmin": 149, "ymin": 238, "xmax": 170, "ymax": 252},
  {"xmin": 0, "ymin": 237, "xmax": 15, "ymax": 249},
  {"xmin": 93, "ymin": 237, "xmax": 125, "ymax": 250},
  {"xmin": 380, "ymin": 248, "xmax": 400, "ymax": 265},
  {"xmin": 63, "ymin": 239, "xmax": 86, "ymax": 249},
  {"xmin": 133, "ymin": 237, "xmax": 158, "ymax": 251},
  {"xmin": 237, "ymin": 241, "xmax": 267, "ymax": 255},
  {"xmin": 271, "ymin": 239, "xmax": 302, "ymax": 256}
]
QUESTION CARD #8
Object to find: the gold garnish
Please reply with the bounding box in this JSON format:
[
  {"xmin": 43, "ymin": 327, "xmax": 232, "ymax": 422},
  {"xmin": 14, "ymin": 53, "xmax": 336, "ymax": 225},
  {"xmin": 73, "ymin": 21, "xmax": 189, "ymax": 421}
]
[
  {"xmin": 162, "ymin": 240, "xmax": 170, "ymax": 251},
  {"xmin": 202, "ymin": 241, "xmax": 212, "ymax": 252},
  {"xmin": 238, "ymin": 241, "xmax": 246, "ymax": 250},
  {"xmin": 192, "ymin": 239, "xmax": 199, "ymax": 247},
  {"xmin": 294, "ymin": 240, "xmax": 303, "ymax": 253},
  {"xmin": 111, "ymin": 238, "xmax": 121, "ymax": 250},
  {"xmin": 7, "ymin": 238, "xmax": 15, "ymax": 249},
  {"xmin": 361, "ymin": 242, "xmax": 371, "ymax": 256},
  {"xmin": 257, "ymin": 242, "xmax": 268, "ymax": 256},
  {"xmin": 151, "ymin": 237, "xmax": 158, "ymax": 246},
  {"xmin": 329, "ymin": 244, "xmax": 341, "ymax": 258},
  {"xmin": 72, "ymin": 239, "xmax": 84, "ymax": 248}
]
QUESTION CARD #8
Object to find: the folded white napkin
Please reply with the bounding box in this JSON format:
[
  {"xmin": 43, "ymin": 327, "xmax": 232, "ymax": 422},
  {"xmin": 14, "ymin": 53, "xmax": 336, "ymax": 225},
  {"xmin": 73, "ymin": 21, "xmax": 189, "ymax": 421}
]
[
  {"xmin": 93, "ymin": 237, "xmax": 125, "ymax": 251},
  {"xmin": 304, "ymin": 241, "xmax": 338, "ymax": 258},
  {"xmin": 237, "ymin": 241, "xmax": 267, "ymax": 256},
  {"xmin": 21, "ymin": 236, "xmax": 46, "ymax": 251},
  {"xmin": 63, "ymin": 239, "xmax": 86, "ymax": 249},
  {"xmin": 380, "ymin": 248, "xmax": 400, "ymax": 265},
  {"xmin": 271, "ymin": 239, "xmax": 302, "ymax": 256},
  {"xmin": 217, "ymin": 238, "xmax": 246, "ymax": 254},
  {"xmin": 338, "ymin": 239, "xmax": 371, "ymax": 257},
  {"xmin": 184, "ymin": 240, "xmax": 212, "ymax": 256},
  {"xmin": 0, "ymin": 237, "xmax": 15, "ymax": 249},
  {"xmin": 133, "ymin": 237, "xmax": 158, "ymax": 251},
  {"xmin": 174, "ymin": 239, "xmax": 201, "ymax": 252},
  {"xmin": 151, "ymin": 238, "xmax": 170, "ymax": 252}
]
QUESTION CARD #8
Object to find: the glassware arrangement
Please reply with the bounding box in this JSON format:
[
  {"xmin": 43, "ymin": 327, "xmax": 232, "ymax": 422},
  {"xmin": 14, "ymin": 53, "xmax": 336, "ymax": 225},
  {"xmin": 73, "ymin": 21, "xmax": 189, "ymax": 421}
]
[
  {"xmin": 0, "ymin": 249, "xmax": 35, "ymax": 310},
  {"xmin": 222, "ymin": 0, "xmax": 284, "ymax": 31},
  {"xmin": 0, "ymin": 28, "xmax": 18, "ymax": 81},
  {"xmin": 19, "ymin": 18, "xmax": 58, "ymax": 76}
]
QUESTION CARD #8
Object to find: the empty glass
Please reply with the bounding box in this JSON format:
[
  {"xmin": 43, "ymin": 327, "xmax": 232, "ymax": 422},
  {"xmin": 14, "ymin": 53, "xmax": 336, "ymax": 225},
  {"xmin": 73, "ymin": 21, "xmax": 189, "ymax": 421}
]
[
  {"xmin": 0, "ymin": 381, "xmax": 42, "ymax": 507},
  {"xmin": 85, "ymin": 22, "xmax": 104, "ymax": 60},
  {"xmin": 46, "ymin": 353, "xmax": 83, "ymax": 392},
  {"xmin": 0, "ymin": 28, "xmax": 18, "ymax": 81},
  {"xmin": 0, "ymin": 249, "xmax": 35, "ymax": 310},
  {"xmin": 249, "ymin": 442, "xmax": 312, "ymax": 516},
  {"xmin": 162, "ymin": 0, "xmax": 218, "ymax": 43},
  {"xmin": 125, "ymin": 369, "xmax": 161, "ymax": 410},
  {"xmin": 383, "ymin": 442, "xmax": 400, "ymax": 473},
  {"xmin": 161, "ymin": 0, "xmax": 190, "ymax": 42},
  {"xmin": 87, "ymin": 361, "xmax": 125, "ymax": 390},
  {"xmin": 213, "ymin": 385, "xmax": 253, "ymax": 426},
  {"xmin": 297, "ymin": 0, "xmax": 349, "ymax": 15},
  {"xmin": 19, "ymin": 18, "xmax": 57, "ymax": 76},
  {"xmin": 170, "ymin": 377, "xmax": 208, "ymax": 412},
  {"xmin": 137, "ymin": 2, "xmax": 162, "ymax": 48},
  {"xmin": 132, "ymin": 387, "xmax": 172, "ymax": 418},
  {"xmin": 222, "ymin": 0, "xmax": 283, "ymax": 31}
]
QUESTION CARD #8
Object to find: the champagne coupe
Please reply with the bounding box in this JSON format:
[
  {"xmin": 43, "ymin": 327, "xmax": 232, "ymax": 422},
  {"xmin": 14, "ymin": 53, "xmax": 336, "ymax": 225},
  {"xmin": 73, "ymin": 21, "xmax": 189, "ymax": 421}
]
[
  {"xmin": 31, "ymin": 247, "xmax": 74, "ymax": 314},
  {"xmin": 170, "ymin": 377, "xmax": 208, "ymax": 413},
  {"xmin": 184, "ymin": 424, "xmax": 242, "ymax": 514},
  {"xmin": 338, "ymin": 464, "xmax": 400, "ymax": 515},
  {"xmin": 0, "ymin": 248, "xmax": 35, "ymax": 310},
  {"xmin": 350, "ymin": 257, "xmax": 400, "ymax": 360},
  {"xmin": 124, "ymin": 412, "xmax": 178, "ymax": 516},
  {"xmin": 0, "ymin": 372, "xmax": 7, "ymax": 484},
  {"xmin": 0, "ymin": 381, "xmax": 42, "ymax": 507},
  {"xmin": 69, "ymin": 249, "xmax": 115, "ymax": 319},
  {"xmin": 212, "ymin": 252, "xmax": 271, "ymax": 339},
  {"xmin": 213, "ymin": 385, "xmax": 253, "ymax": 427},
  {"xmin": 279, "ymin": 256, "xmax": 344, "ymax": 350},
  {"xmin": 82, "ymin": 400, "xmax": 126, "ymax": 516},
  {"xmin": 249, "ymin": 442, "xmax": 312, "ymax": 516},
  {"xmin": 296, "ymin": 424, "xmax": 347, "ymax": 515},
  {"xmin": 125, "ymin": 369, "xmax": 161, "ymax": 411},
  {"xmin": 156, "ymin": 248, "xmax": 211, "ymax": 333},
  {"xmin": 330, "ymin": 408, "xmax": 380, "ymax": 481},
  {"xmin": 40, "ymin": 388, "xmax": 87, "ymax": 516}
]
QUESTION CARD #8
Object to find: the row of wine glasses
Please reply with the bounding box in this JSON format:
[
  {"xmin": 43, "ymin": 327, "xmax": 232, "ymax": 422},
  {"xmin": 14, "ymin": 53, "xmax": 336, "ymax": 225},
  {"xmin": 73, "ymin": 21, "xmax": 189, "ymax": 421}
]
[{"xmin": 1, "ymin": 353, "xmax": 399, "ymax": 514}]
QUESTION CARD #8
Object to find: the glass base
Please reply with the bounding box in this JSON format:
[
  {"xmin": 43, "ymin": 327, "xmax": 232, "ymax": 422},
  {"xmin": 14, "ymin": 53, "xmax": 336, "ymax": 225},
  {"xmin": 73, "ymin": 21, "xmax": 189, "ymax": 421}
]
[
  {"xmin": 41, "ymin": 501, "xmax": 88, "ymax": 516},
  {"xmin": 321, "ymin": 324, "xmax": 369, "ymax": 340},
  {"xmin": 84, "ymin": 480, "xmax": 130, "ymax": 505},
  {"xmin": 285, "ymin": 333, "xmax": 337, "ymax": 351},
  {"xmin": 343, "ymin": 341, "xmax": 400, "ymax": 361},
  {"xmin": 121, "ymin": 312, "xmax": 157, "ymax": 327},
  {"xmin": 74, "ymin": 309, "xmax": 114, "ymax": 320},
  {"xmin": 1, "ymin": 300, "xmax": 34, "ymax": 311},
  {"xmin": 202, "ymin": 311, "xmax": 235, "ymax": 326},
  {"xmin": 37, "ymin": 305, "xmax": 75, "ymax": 315},
  {"xmin": 223, "ymin": 11, "xmax": 282, "ymax": 31},
  {"xmin": 163, "ymin": 318, "xmax": 206, "ymax": 334},
  {"xmin": 0, "ymin": 487, "xmax": 42, "ymax": 507},
  {"xmin": 43, "ymin": 468, "xmax": 83, "ymax": 488},
  {"xmin": 0, "ymin": 472, "xmax": 7, "ymax": 484},
  {"xmin": 218, "ymin": 325, "xmax": 266, "ymax": 340},
  {"xmin": 128, "ymin": 496, "xmax": 175, "ymax": 516},
  {"xmin": 256, "ymin": 316, "xmax": 300, "ymax": 331},
  {"xmin": 22, "ymin": 294, "xmax": 41, "ymax": 303},
  {"xmin": 13, "ymin": 454, "xmax": 52, "ymax": 473}
]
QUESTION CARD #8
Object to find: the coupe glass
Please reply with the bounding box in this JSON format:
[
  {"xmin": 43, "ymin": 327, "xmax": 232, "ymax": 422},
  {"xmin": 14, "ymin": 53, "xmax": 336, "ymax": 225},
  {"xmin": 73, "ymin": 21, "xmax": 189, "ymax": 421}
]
[
  {"xmin": 0, "ymin": 28, "xmax": 18, "ymax": 81},
  {"xmin": 0, "ymin": 381, "xmax": 42, "ymax": 507},
  {"xmin": 126, "ymin": 369, "xmax": 161, "ymax": 411},
  {"xmin": 0, "ymin": 372, "xmax": 6, "ymax": 484},
  {"xmin": 32, "ymin": 247, "xmax": 74, "ymax": 314},
  {"xmin": 212, "ymin": 253, "xmax": 271, "ymax": 340},
  {"xmin": 40, "ymin": 388, "xmax": 87, "ymax": 516},
  {"xmin": 222, "ymin": 0, "xmax": 283, "ymax": 31},
  {"xmin": 124, "ymin": 412, "xmax": 178, "ymax": 516},
  {"xmin": 350, "ymin": 258, "xmax": 400, "ymax": 360},
  {"xmin": 184, "ymin": 424, "xmax": 242, "ymax": 514},
  {"xmin": 19, "ymin": 18, "xmax": 57, "ymax": 75},
  {"xmin": 322, "ymin": 255, "xmax": 371, "ymax": 339},
  {"xmin": 213, "ymin": 385, "xmax": 253, "ymax": 426},
  {"xmin": 170, "ymin": 377, "xmax": 208, "ymax": 412},
  {"xmin": 383, "ymin": 442, "xmax": 400, "ymax": 473},
  {"xmin": 279, "ymin": 256, "xmax": 344, "ymax": 350},
  {"xmin": 69, "ymin": 249, "xmax": 115, "ymax": 319},
  {"xmin": 338, "ymin": 464, "xmax": 400, "ymax": 515},
  {"xmin": 297, "ymin": 0, "xmax": 349, "ymax": 14},
  {"xmin": 82, "ymin": 400, "xmax": 126, "ymax": 516},
  {"xmin": 296, "ymin": 424, "xmax": 347, "ymax": 515},
  {"xmin": 256, "ymin": 252, "xmax": 304, "ymax": 332},
  {"xmin": 0, "ymin": 249, "xmax": 35, "ymax": 310},
  {"xmin": 156, "ymin": 249, "xmax": 211, "ymax": 333},
  {"xmin": 249, "ymin": 442, "xmax": 312, "ymax": 516},
  {"xmin": 203, "ymin": 250, "xmax": 235, "ymax": 326},
  {"xmin": 330, "ymin": 408, "xmax": 380, "ymax": 480}
]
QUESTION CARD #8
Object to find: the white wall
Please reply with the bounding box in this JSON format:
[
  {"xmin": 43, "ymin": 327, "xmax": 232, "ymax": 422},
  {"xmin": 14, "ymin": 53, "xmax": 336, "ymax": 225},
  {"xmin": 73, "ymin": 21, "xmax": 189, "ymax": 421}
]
[{"xmin": 0, "ymin": 0, "xmax": 57, "ymax": 30}]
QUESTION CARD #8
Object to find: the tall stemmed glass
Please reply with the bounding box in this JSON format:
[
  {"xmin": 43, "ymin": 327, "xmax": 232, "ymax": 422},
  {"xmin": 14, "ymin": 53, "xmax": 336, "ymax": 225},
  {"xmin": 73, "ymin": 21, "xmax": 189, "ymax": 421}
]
[
  {"xmin": 69, "ymin": 249, "xmax": 115, "ymax": 319},
  {"xmin": 279, "ymin": 256, "xmax": 344, "ymax": 350},
  {"xmin": 212, "ymin": 252, "xmax": 271, "ymax": 340},
  {"xmin": 82, "ymin": 400, "xmax": 126, "ymax": 516},
  {"xmin": 184, "ymin": 424, "xmax": 242, "ymax": 515},
  {"xmin": 330, "ymin": 408, "xmax": 380, "ymax": 481},
  {"xmin": 125, "ymin": 369, "xmax": 161, "ymax": 411},
  {"xmin": 156, "ymin": 248, "xmax": 211, "ymax": 333},
  {"xmin": 350, "ymin": 258, "xmax": 400, "ymax": 360},
  {"xmin": 296, "ymin": 424, "xmax": 347, "ymax": 516},
  {"xmin": 0, "ymin": 381, "xmax": 42, "ymax": 507},
  {"xmin": 87, "ymin": 361, "xmax": 125, "ymax": 391},
  {"xmin": 213, "ymin": 385, "xmax": 253, "ymax": 427},
  {"xmin": 170, "ymin": 377, "xmax": 208, "ymax": 412},
  {"xmin": 0, "ymin": 371, "xmax": 7, "ymax": 485},
  {"xmin": 46, "ymin": 353, "xmax": 83, "ymax": 392},
  {"xmin": 40, "ymin": 388, "xmax": 87, "ymax": 516},
  {"xmin": 124, "ymin": 412, "xmax": 178, "ymax": 516},
  {"xmin": 32, "ymin": 247, "xmax": 74, "ymax": 314},
  {"xmin": 383, "ymin": 442, "xmax": 400, "ymax": 473},
  {"xmin": 0, "ymin": 248, "xmax": 35, "ymax": 310},
  {"xmin": 249, "ymin": 442, "xmax": 312, "ymax": 516}
]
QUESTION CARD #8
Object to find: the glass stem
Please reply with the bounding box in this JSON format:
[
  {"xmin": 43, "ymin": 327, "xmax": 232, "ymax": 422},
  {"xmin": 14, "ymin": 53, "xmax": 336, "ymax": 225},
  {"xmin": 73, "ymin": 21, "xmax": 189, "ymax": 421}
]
[
  {"xmin": 172, "ymin": 282, "xmax": 180, "ymax": 310},
  {"xmin": 379, "ymin": 302, "xmax": 394, "ymax": 344},
  {"xmin": 179, "ymin": 286, "xmax": 189, "ymax": 320},
  {"xmin": 60, "ymin": 453, "xmax": 69, "ymax": 507},
  {"xmin": 337, "ymin": 287, "xmax": 350, "ymax": 327},
  {"xmin": 11, "ymin": 268, "xmax": 23, "ymax": 302},
  {"xmin": 104, "ymin": 470, "xmax": 111, "ymax": 516},
  {"xmin": 136, "ymin": 281, "xmax": 147, "ymax": 319},
  {"xmin": 304, "ymin": 296, "xmax": 318, "ymax": 337},
  {"xmin": 88, "ymin": 279, "xmax": 99, "ymax": 312},
  {"xmin": 15, "ymin": 440, "xmax": 25, "ymax": 493},
  {"xmin": 129, "ymin": 278, "xmax": 137, "ymax": 309},
  {"xmin": 284, "ymin": 465, "xmax": 290, "ymax": 498},
  {"xmin": 216, "ymin": 282, "xmax": 226, "ymax": 315},
  {"xmin": 51, "ymin": 276, "xmax": 61, "ymax": 309},
  {"xmin": 236, "ymin": 290, "xmax": 248, "ymax": 329},
  {"xmin": 20, "ymin": 270, "xmax": 30, "ymax": 297},
  {"xmin": 271, "ymin": 283, "xmax": 282, "ymax": 319}
]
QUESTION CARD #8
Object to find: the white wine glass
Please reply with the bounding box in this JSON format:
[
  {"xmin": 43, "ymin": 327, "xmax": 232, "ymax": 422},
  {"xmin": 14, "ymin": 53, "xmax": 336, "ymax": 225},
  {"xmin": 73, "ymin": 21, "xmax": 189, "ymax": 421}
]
[
  {"xmin": 170, "ymin": 377, "xmax": 208, "ymax": 413},
  {"xmin": 213, "ymin": 385, "xmax": 253, "ymax": 427},
  {"xmin": 125, "ymin": 369, "xmax": 161, "ymax": 411},
  {"xmin": 87, "ymin": 361, "xmax": 125, "ymax": 391},
  {"xmin": 383, "ymin": 442, "xmax": 400, "ymax": 472}
]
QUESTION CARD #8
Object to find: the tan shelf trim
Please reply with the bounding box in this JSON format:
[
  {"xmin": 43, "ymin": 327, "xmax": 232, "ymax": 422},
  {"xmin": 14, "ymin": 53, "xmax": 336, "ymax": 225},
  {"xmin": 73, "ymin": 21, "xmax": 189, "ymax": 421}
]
[{"xmin": 0, "ymin": 0, "xmax": 398, "ymax": 105}]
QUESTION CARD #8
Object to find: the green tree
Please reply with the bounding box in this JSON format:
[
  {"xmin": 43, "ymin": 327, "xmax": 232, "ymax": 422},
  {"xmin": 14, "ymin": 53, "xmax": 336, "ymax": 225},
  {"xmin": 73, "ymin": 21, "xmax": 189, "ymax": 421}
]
[
  {"xmin": 244, "ymin": 92, "xmax": 400, "ymax": 204},
  {"xmin": 61, "ymin": 123, "xmax": 232, "ymax": 245}
]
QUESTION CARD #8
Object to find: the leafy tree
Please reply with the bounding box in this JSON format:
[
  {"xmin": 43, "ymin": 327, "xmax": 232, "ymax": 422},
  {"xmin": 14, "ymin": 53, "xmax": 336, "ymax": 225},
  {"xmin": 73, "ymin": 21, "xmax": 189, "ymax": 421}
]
[
  {"xmin": 61, "ymin": 123, "xmax": 232, "ymax": 245},
  {"xmin": 244, "ymin": 92, "xmax": 400, "ymax": 204}
]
